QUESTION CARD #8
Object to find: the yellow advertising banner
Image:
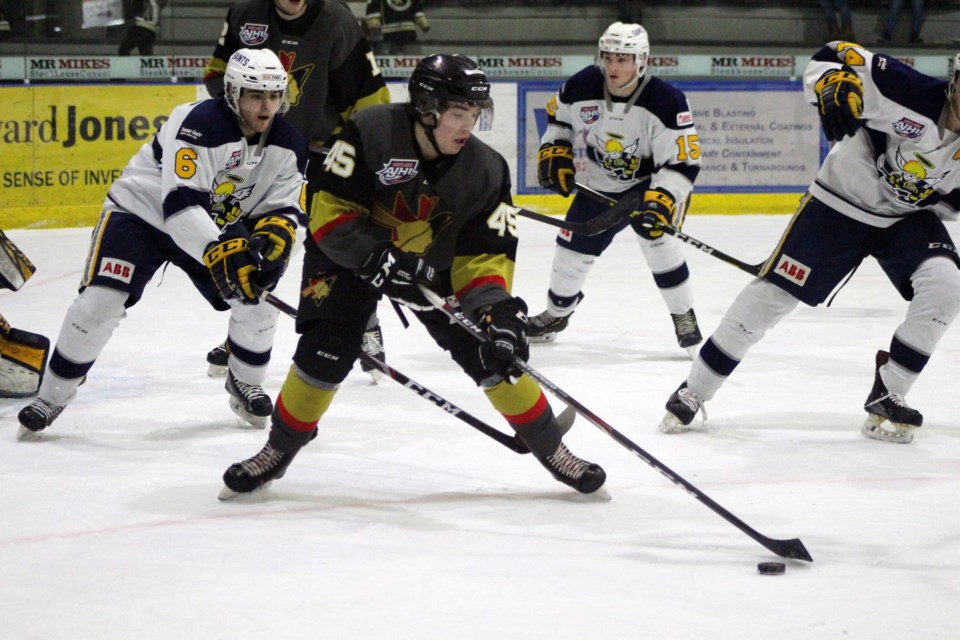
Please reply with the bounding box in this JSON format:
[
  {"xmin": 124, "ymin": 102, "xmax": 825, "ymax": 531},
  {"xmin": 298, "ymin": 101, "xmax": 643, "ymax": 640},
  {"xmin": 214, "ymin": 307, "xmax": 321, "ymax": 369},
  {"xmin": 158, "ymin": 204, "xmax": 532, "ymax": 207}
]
[{"xmin": 1, "ymin": 84, "xmax": 197, "ymax": 229}]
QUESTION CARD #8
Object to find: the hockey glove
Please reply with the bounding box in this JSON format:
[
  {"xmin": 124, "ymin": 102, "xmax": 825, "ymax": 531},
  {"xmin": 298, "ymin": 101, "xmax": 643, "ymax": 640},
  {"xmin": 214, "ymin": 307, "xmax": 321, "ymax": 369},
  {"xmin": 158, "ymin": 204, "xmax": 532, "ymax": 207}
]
[
  {"xmin": 478, "ymin": 297, "xmax": 530, "ymax": 380},
  {"xmin": 357, "ymin": 244, "xmax": 440, "ymax": 309},
  {"xmin": 814, "ymin": 66, "xmax": 863, "ymax": 141},
  {"xmin": 203, "ymin": 237, "xmax": 259, "ymax": 304},
  {"xmin": 630, "ymin": 189, "xmax": 676, "ymax": 240},
  {"xmin": 537, "ymin": 141, "xmax": 575, "ymax": 196},
  {"xmin": 249, "ymin": 215, "xmax": 297, "ymax": 291}
]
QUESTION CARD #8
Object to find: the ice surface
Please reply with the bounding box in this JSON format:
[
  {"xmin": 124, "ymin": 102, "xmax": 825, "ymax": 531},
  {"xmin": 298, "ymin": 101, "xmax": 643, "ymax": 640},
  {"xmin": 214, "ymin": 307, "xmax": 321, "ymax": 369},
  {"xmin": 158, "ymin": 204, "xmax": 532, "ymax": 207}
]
[{"xmin": 2, "ymin": 216, "xmax": 958, "ymax": 639}]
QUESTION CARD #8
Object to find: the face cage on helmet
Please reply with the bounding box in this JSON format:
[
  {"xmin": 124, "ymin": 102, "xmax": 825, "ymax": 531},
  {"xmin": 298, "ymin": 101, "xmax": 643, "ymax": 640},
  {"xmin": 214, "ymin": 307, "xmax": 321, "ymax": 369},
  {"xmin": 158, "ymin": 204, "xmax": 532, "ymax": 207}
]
[{"xmin": 414, "ymin": 94, "xmax": 495, "ymax": 132}]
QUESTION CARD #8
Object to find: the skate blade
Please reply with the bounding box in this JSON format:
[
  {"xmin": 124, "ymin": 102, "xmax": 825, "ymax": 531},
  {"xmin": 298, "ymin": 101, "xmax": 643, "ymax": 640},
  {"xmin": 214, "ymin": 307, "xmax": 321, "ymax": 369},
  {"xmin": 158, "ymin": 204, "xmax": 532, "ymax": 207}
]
[
  {"xmin": 218, "ymin": 480, "xmax": 273, "ymax": 501},
  {"xmin": 658, "ymin": 412, "xmax": 693, "ymax": 434},
  {"xmin": 228, "ymin": 397, "xmax": 268, "ymax": 429},
  {"xmin": 362, "ymin": 368, "xmax": 385, "ymax": 384},
  {"xmin": 579, "ymin": 485, "xmax": 612, "ymax": 502},
  {"xmin": 528, "ymin": 333, "xmax": 558, "ymax": 344},
  {"xmin": 684, "ymin": 345, "xmax": 698, "ymax": 360},
  {"xmin": 861, "ymin": 414, "xmax": 915, "ymax": 444},
  {"xmin": 16, "ymin": 424, "xmax": 43, "ymax": 441},
  {"xmin": 207, "ymin": 364, "xmax": 228, "ymax": 378}
]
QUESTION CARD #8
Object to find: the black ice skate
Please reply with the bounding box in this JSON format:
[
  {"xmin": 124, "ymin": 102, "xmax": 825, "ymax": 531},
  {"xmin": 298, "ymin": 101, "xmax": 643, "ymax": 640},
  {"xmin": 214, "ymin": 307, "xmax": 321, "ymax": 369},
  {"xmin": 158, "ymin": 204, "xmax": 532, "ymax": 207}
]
[
  {"xmin": 219, "ymin": 442, "xmax": 299, "ymax": 499},
  {"xmin": 17, "ymin": 398, "xmax": 64, "ymax": 440},
  {"xmin": 658, "ymin": 382, "xmax": 705, "ymax": 434},
  {"xmin": 535, "ymin": 442, "xmax": 607, "ymax": 495},
  {"xmin": 359, "ymin": 323, "xmax": 386, "ymax": 383},
  {"xmin": 671, "ymin": 308, "xmax": 703, "ymax": 358},
  {"xmin": 528, "ymin": 293, "xmax": 585, "ymax": 343},
  {"xmin": 862, "ymin": 350, "xmax": 922, "ymax": 444},
  {"xmin": 226, "ymin": 371, "xmax": 272, "ymax": 428},
  {"xmin": 206, "ymin": 340, "xmax": 229, "ymax": 377}
]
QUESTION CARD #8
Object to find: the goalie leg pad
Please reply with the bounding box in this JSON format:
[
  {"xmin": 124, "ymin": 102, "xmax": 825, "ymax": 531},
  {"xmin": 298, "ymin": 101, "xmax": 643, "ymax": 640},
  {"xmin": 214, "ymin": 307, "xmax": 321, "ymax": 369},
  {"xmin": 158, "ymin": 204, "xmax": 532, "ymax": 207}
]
[
  {"xmin": 0, "ymin": 327, "xmax": 50, "ymax": 398},
  {"xmin": 0, "ymin": 229, "xmax": 37, "ymax": 291}
]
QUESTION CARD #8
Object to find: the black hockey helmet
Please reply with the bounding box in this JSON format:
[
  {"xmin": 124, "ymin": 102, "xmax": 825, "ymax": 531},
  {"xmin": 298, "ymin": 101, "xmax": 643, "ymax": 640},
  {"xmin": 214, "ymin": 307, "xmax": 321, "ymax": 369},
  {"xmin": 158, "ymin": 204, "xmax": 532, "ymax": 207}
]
[{"xmin": 408, "ymin": 54, "xmax": 494, "ymax": 131}]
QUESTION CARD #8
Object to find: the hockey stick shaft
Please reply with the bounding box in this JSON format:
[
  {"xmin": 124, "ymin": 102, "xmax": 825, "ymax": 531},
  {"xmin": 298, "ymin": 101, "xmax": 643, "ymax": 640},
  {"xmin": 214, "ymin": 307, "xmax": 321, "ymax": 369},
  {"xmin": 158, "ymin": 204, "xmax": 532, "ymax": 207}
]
[
  {"xmin": 507, "ymin": 200, "xmax": 633, "ymax": 237},
  {"xmin": 419, "ymin": 285, "xmax": 813, "ymax": 562},
  {"xmin": 574, "ymin": 182, "xmax": 764, "ymax": 277},
  {"xmin": 259, "ymin": 291, "xmax": 531, "ymax": 454}
]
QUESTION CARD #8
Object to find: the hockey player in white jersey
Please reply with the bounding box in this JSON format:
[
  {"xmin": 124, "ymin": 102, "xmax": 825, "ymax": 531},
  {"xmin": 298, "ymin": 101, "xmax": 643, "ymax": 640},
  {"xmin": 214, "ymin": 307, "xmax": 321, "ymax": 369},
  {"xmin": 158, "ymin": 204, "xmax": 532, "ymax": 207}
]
[
  {"xmin": 528, "ymin": 22, "xmax": 703, "ymax": 355},
  {"xmin": 660, "ymin": 41, "xmax": 960, "ymax": 444},
  {"xmin": 17, "ymin": 48, "xmax": 307, "ymax": 439}
]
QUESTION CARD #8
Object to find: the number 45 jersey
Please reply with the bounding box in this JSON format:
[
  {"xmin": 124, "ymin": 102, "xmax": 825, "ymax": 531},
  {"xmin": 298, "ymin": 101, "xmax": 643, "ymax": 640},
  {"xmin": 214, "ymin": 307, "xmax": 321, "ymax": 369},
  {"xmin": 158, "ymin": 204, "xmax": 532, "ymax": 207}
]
[
  {"xmin": 541, "ymin": 65, "xmax": 701, "ymax": 204},
  {"xmin": 309, "ymin": 103, "xmax": 518, "ymax": 316}
]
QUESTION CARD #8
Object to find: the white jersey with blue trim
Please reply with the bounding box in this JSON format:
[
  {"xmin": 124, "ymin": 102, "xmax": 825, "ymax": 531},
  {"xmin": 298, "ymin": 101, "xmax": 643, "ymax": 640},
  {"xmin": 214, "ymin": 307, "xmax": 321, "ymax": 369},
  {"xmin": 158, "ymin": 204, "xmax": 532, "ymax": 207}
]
[
  {"xmin": 541, "ymin": 65, "xmax": 700, "ymax": 203},
  {"xmin": 103, "ymin": 97, "xmax": 307, "ymax": 262},
  {"xmin": 804, "ymin": 42, "xmax": 960, "ymax": 228}
]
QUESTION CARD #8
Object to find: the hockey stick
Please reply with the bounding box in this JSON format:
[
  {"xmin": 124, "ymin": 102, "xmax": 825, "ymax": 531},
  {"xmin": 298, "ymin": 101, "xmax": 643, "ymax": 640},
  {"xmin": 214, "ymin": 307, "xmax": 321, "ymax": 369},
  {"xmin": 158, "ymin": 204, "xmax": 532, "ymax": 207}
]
[
  {"xmin": 259, "ymin": 290, "xmax": 532, "ymax": 454},
  {"xmin": 508, "ymin": 191, "xmax": 642, "ymax": 237},
  {"xmin": 574, "ymin": 182, "xmax": 765, "ymax": 277},
  {"xmin": 419, "ymin": 285, "xmax": 813, "ymax": 562}
]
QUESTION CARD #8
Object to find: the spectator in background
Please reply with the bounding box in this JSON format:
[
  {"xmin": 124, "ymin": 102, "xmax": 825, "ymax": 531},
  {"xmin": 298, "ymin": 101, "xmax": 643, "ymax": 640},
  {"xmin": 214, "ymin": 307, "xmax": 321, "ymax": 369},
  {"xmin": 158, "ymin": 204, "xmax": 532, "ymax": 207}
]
[
  {"xmin": 118, "ymin": 0, "xmax": 161, "ymax": 55},
  {"xmin": 0, "ymin": 0, "xmax": 28, "ymax": 39},
  {"xmin": 880, "ymin": 0, "xmax": 926, "ymax": 44},
  {"xmin": 364, "ymin": 0, "xmax": 430, "ymax": 55},
  {"xmin": 818, "ymin": 0, "xmax": 854, "ymax": 41}
]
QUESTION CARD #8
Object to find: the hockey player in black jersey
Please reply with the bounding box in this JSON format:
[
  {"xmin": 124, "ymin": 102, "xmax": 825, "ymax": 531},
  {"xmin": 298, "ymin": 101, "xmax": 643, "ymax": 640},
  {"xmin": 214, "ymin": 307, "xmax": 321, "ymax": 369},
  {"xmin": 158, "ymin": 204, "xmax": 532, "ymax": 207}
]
[
  {"xmin": 17, "ymin": 49, "xmax": 307, "ymax": 439},
  {"xmin": 220, "ymin": 54, "xmax": 607, "ymax": 499},
  {"xmin": 529, "ymin": 22, "xmax": 703, "ymax": 356},
  {"xmin": 203, "ymin": 0, "xmax": 391, "ymax": 381},
  {"xmin": 660, "ymin": 42, "xmax": 960, "ymax": 444}
]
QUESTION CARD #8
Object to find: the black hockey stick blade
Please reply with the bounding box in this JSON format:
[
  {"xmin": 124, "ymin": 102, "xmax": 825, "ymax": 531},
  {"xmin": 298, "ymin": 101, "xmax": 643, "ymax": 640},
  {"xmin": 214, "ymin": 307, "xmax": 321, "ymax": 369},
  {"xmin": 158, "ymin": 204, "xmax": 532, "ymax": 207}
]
[
  {"xmin": 509, "ymin": 191, "xmax": 641, "ymax": 237},
  {"xmin": 419, "ymin": 285, "xmax": 813, "ymax": 562},
  {"xmin": 258, "ymin": 290, "xmax": 533, "ymax": 454},
  {"xmin": 574, "ymin": 182, "xmax": 765, "ymax": 277}
]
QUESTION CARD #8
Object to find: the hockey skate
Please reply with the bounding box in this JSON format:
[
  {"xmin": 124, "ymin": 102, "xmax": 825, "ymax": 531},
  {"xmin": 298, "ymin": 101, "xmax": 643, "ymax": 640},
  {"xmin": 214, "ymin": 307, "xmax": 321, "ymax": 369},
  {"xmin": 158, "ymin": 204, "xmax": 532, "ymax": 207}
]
[
  {"xmin": 17, "ymin": 398, "xmax": 64, "ymax": 440},
  {"xmin": 225, "ymin": 371, "xmax": 272, "ymax": 429},
  {"xmin": 862, "ymin": 350, "xmax": 922, "ymax": 444},
  {"xmin": 359, "ymin": 323, "xmax": 386, "ymax": 383},
  {"xmin": 534, "ymin": 442, "xmax": 607, "ymax": 495},
  {"xmin": 206, "ymin": 341, "xmax": 229, "ymax": 377},
  {"xmin": 219, "ymin": 442, "xmax": 299, "ymax": 499},
  {"xmin": 528, "ymin": 293, "xmax": 585, "ymax": 343},
  {"xmin": 671, "ymin": 309, "xmax": 702, "ymax": 358},
  {"xmin": 658, "ymin": 382, "xmax": 705, "ymax": 434}
]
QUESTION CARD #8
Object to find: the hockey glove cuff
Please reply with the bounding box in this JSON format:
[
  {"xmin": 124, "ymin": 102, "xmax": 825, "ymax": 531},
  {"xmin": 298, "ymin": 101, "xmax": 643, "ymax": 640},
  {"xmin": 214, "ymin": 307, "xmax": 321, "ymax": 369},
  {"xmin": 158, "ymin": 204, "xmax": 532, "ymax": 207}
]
[
  {"xmin": 203, "ymin": 237, "xmax": 259, "ymax": 304},
  {"xmin": 358, "ymin": 244, "xmax": 440, "ymax": 309},
  {"xmin": 537, "ymin": 141, "xmax": 575, "ymax": 196},
  {"xmin": 814, "ymin": 66, "xmax": 863, "ymax": 141},
  {"xmin": 478, "ymin": 297, "xmax": 530, "ymax": 380},
  {"xmin": 249, "ymin": 215, "xmax": 297, "ymax": 290},
  {"xmin": 630, "ymin": 189, "xmax": 676, "ymax": 240}
]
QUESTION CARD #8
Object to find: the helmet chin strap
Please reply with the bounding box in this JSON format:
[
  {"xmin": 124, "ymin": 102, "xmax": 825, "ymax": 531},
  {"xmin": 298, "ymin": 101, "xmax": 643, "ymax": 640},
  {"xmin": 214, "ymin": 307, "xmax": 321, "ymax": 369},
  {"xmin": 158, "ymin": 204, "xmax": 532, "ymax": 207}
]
[{"xmin": 418, "ymin": 113, "xmax": 446, "ymax": 158}]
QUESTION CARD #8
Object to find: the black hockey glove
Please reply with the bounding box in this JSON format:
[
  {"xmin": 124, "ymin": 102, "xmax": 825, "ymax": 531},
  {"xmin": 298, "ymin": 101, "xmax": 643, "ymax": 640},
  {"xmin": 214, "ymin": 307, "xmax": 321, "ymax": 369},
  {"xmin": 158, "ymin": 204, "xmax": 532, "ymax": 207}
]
[
  {"xmin": 478, "ymin": 297, "xmax": 530, "ymax": 380},
  {"xmin": 814, "ymin": 66, "xmax": 863, "ymax": 141},
  {"xmin": 357, "ymin": 244, "xmax": 440, "ymax": 309},
  {"xmin": 203, "ymin": 237, "xmax": 259, "ymax": 304},
  {"xmin": 249, "ymin": 215, "xmax": 297, "ymax": 291},
  {"xmin": 537, "ymin": 141, "xmax": 575, "ymax": 196},
  {"xmin": 630, "ymin": 189, "xmax": 676, "ymax": 240}
]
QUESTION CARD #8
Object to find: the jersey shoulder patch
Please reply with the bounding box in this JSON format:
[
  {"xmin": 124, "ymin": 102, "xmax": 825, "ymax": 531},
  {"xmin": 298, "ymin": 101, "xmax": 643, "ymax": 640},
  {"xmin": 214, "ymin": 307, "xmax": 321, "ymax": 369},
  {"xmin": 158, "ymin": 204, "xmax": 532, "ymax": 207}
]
[
  {"xmin": 178, "ymin": 98, "xmax": 242, "ymax": 148},
  {"xmin": 637, "ymin": 77, "xmax": 694, "ymax": 129},
  {"xmin": 559, "ymin": 66, "xmax": 605, "ymax": 104},
  {"xmin": 871, "ymin": 55, "xmax": 947, "ymax": 122}
]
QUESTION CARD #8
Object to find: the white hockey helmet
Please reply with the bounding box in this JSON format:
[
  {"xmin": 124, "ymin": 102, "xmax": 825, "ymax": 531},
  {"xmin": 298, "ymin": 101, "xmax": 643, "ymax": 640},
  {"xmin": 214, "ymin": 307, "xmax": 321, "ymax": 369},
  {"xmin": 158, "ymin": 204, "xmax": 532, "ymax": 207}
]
[
  {"xmin": 948, "ymin": 52, "xmax": 960, "ymax": 102},
  {"xmin": 224, "ymin": 48, "xmax": 290, "ymax": 117},
  {"xmin": 598, "ymin": 22, "xmax": 650, "ymax": 79}
]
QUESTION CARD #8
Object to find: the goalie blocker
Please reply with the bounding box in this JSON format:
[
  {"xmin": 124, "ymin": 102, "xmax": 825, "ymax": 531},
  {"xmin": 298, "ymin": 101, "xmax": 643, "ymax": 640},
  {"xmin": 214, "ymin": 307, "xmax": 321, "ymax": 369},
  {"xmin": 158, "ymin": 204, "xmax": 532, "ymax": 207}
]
[{"xmin": 0, "ymin": 313, "xmax": 50, "ymax": 398}]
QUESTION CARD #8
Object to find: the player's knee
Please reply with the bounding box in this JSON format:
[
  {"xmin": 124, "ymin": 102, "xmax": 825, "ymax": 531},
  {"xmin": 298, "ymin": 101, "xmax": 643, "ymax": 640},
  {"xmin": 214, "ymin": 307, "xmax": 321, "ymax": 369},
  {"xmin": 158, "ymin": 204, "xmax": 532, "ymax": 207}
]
[
  {"xmin": 912, "ymin": 257, "xmax": 960, "ymax": 321},
  {"xmin": 553, "ymin": 246, "xmax": 595, "ymax": 279},
  {"xmin": 70, "ymin": 286, "xmax": 127, "ymax": 330}
]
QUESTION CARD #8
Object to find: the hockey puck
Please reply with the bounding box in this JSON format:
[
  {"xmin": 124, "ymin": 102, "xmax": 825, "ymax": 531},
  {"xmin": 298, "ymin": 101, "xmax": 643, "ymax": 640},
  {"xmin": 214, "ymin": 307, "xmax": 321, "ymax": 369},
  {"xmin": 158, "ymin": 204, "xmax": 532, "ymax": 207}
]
[{"xmin": 757, "ymin": 562, "xmax": 786, "ymax": 575}]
